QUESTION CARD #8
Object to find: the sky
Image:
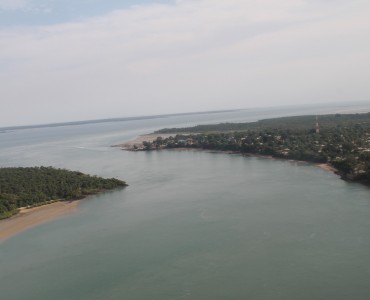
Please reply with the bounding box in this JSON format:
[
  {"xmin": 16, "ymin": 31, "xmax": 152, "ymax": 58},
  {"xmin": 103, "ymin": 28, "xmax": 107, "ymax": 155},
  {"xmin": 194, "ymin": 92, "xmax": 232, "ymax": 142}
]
[{"xmin": 0, "ymin": 0, "xmax": 369, "ymax": 126}]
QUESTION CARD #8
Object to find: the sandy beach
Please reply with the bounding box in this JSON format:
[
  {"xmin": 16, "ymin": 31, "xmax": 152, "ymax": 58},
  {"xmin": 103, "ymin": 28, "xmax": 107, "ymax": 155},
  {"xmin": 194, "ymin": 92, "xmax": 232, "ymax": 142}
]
[
  {"xmin": 0, "ymin": 200, "xmax": 80, "ymax": 241},
  {"xmin": 112, "ymin": 133, "xmax": 176, "ymax": 149},
  {"xmin": 317, "ymin": 163, "xmax": 338, "ymax": 173}
]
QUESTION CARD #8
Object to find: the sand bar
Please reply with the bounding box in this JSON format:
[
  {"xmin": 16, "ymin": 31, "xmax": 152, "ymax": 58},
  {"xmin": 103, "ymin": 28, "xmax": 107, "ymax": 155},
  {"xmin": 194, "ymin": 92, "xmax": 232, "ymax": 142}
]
[
  {"xmin": 0, "ymin": 200, "xmax": 80, "ymax": 241},
  {"xmin": 112, "ymin": 133, "xmax": 177, "ymax": 149}
]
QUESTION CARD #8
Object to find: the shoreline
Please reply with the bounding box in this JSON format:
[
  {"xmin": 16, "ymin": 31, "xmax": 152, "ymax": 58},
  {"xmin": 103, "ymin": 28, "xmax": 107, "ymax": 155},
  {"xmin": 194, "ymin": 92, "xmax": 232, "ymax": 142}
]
[
  {"xmin": 0, "ymin": 134, "xmax": 341, "ymax": 241},
  {"xmin": 112, "ymin": 133, "xmax": 177, "ymax": 149},
  {"xmin": 0, "ymin": 200, "xmax": 81, "ymax": 241},
  {"xmin": 116, "ymin": 135, "xmax": 339, "ymax": 175},
  {"xmin": 317, "ymin": 163, "xmax": 338, "ymax": 173}
]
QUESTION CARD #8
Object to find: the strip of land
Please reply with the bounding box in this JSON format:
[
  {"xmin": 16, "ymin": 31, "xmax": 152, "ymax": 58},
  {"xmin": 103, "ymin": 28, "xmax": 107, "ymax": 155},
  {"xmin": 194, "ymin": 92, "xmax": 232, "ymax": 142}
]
[
  {"xmin": 0, "ymin": 200, "xmax": 80, "ymax": 241},
  {"xmin": 116, "ymin": 134, "xmax": 340, "ymax": 176},
  {"xmin": 112, "ymin": 133, "xmax": 177, "ymax": 150},
  {"xmin": 116, "ymin": 112, "xmax": 370, "ymax": 185}
]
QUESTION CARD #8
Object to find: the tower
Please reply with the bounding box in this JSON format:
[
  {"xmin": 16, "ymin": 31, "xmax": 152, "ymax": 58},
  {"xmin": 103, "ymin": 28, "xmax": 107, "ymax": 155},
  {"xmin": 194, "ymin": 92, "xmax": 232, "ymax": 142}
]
[{"xmin": 315, "ymin": 115, "xmax": 320, "ymax": 134}]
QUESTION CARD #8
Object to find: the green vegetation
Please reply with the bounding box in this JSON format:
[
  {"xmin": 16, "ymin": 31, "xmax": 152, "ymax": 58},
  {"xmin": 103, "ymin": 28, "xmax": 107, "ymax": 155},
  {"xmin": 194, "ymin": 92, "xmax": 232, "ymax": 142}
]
[
  {"xmin": 0, "ymin": 167, "xmax": 127, "ymax": 219},
  {"xmin": 146, "ymin": 113, "xmax": 370, "ymax": 185},
  {"xmin": 155, "ymin": 113, "xmax": 370, "ymax": 133}
]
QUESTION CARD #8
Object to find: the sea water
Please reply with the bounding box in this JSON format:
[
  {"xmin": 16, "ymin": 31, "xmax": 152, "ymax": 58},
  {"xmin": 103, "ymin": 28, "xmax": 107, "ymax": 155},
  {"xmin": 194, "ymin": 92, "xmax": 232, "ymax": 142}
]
[{"xmin": 1, "ymin": 104, "xmax": 370, "ymax": 300}]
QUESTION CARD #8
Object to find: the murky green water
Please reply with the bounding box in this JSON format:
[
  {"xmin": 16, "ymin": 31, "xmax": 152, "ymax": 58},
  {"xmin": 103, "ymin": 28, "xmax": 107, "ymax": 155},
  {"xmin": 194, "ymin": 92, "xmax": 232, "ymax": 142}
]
[{"xmin": 1, "ymin": 108, "xmax": 370, "ymax": 299}]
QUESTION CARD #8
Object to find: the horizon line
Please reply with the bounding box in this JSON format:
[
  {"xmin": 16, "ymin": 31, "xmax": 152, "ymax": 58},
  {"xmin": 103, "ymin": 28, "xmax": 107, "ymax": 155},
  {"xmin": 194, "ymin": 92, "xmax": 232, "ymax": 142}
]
[{"xmin": 0, "ymin": 108, "xmax": 247, "ymax": 131}]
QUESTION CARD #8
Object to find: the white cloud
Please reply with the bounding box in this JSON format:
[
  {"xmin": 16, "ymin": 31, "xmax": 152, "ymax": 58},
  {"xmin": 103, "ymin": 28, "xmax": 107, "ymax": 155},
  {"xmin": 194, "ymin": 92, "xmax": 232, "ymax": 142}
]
[{"xmin": 0, "ymin": 0, "xmax": 370, "ymax": 126}]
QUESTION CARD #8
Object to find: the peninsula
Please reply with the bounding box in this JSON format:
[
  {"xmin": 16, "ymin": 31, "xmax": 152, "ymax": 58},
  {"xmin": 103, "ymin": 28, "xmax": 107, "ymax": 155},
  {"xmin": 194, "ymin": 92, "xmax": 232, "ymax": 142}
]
[
  {"xmin": 127, "ymin": 112, "xmax": 370, "ymax": 185},
  {"xmin": 0, "ymin": 166, "xmax": 127, "ymax": 220}
]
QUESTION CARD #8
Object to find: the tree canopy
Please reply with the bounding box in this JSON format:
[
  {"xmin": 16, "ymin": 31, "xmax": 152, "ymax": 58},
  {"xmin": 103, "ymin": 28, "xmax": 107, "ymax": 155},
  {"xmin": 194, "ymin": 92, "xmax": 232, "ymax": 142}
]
[
  {"xmin": 145, "ymin": 113, "xmax": 370, "ymax": 185},
  {"xmin": 0, "ymin": 167, "xmax": 127, "ymax": 219}
]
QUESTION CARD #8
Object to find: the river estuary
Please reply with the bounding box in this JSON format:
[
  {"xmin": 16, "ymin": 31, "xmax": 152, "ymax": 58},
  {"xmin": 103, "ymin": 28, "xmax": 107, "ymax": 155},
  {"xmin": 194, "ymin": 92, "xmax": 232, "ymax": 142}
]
[{"xmin": 1, "ymin": 104, "xmax": 370, "ymax": 300}]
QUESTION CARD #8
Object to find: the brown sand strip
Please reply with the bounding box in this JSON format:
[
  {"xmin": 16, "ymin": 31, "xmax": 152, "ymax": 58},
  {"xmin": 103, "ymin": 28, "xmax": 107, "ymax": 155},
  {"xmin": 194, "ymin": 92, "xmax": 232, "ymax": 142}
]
[
  {"xmin": 112, "ymin": 133, "xmax": 176, "ymax": 149},
  {"xmin": 317, "ymin": 163, "xmax": 338, "ymax": 173},
  {"xmin": 0, "ymin": 200, "xmax": 80, "ymax": 241}
]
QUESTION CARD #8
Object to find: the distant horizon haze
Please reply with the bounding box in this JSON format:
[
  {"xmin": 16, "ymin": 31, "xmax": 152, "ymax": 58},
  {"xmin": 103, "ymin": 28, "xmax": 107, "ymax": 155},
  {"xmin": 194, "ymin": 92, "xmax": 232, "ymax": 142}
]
[
  {"xmin": 1, "ymin": 0, "xmax": 369, "ymax": 127},
  {"xmin": 1, "ymin": 100, "xmax": 369, "ymax": 129}
]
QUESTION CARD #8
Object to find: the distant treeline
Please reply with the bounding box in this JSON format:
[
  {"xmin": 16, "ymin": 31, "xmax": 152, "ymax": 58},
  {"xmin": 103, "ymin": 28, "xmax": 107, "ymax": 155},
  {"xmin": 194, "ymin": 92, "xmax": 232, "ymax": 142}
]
[
  {"xmin": 0, "ymin": 167, "xmax": 127, "ymax": 219},
  {"xmin": 155, "ymin": 113, "xmax": 370, "ymax": 133},
  {"xmin": 147, "ymin": 113, "xmax": 370, "ymax": 185}
]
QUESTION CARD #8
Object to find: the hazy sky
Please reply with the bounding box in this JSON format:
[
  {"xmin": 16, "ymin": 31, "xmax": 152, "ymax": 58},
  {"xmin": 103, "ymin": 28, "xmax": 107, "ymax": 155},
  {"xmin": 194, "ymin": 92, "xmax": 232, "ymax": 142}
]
[{"xmin": 1, "ymin": 0, "xmax": 369, "ymax": 126}]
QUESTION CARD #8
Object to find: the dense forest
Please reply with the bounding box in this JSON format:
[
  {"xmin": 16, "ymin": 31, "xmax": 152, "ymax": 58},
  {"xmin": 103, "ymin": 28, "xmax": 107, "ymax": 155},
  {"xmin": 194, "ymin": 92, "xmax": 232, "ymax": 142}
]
[
  {"xmin": 142, "ymin": 113, "xmax": 370, "ymax": 185},
  {"xmin": 0, "ymin": 167, "xmax": 127, "ymax": 219}
]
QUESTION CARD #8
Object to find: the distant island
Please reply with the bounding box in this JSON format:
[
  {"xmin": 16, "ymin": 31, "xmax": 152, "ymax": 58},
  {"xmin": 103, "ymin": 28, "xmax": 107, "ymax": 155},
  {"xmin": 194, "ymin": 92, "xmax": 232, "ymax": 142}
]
[
  {"xmin": 125, "ymin": 112, "xmax": 370, "ymax": 185},
  {"xmin": 0, "ymin": 109, "xmax": 244, "ymax": 131},
  {"xmin": 0, "ymin": 167, "xmax": 127, "ymax": 220}
]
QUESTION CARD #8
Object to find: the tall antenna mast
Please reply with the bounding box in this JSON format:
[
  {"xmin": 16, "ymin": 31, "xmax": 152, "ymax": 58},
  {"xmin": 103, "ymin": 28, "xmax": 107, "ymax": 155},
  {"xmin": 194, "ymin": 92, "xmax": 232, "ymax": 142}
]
[{"xmin": 316, "ymin": 115, "xmax": 320, "ymax": 134}]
